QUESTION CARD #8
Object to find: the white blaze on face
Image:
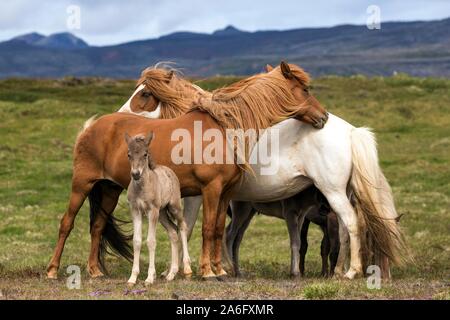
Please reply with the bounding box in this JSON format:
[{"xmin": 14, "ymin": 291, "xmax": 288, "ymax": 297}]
[
  {"xmin": 117, "ymin": 84, "xmax": 162, "ymax": 119},
  {"xmin": 138, "ymin": 103, "xmax": 161, "ymax": 119},
  {"xmin": 118, "ymin": 84, "xmax": 145, "ymax": 113}
]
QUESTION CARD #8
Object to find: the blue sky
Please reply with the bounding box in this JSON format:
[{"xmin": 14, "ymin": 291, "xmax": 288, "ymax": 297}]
[{"xmin": 1, "ymin": 0, "xmax": 449, "ymax": 45}]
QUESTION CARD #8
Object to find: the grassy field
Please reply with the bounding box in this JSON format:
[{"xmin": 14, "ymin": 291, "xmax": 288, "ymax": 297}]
[{"xmin": 0, "ymin": 74, "xmax": 449, "ymax": 300}]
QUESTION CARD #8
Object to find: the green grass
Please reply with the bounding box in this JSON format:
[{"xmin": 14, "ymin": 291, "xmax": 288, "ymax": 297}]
[{"xmin": 0, "ymin": 74, "xmax": 449, "ymax": 299}]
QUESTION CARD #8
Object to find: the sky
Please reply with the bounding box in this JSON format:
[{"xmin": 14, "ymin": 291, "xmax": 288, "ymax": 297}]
[{"xmin": 1, "ymin": 0, "xmax": 449, "ymax": 46}]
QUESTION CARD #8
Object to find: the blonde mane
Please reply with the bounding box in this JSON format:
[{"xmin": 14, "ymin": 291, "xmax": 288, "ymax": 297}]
[
  {"xmin": 193, "ymin": 64, "xmax": 310, "ymax": 133},
  {"xmin": 137, "ymin": 65, "xmax": 211, "ymax": 119},
  {"xmin": 191, "ymin": 64, "xmax": 311, "ymax": 162}
]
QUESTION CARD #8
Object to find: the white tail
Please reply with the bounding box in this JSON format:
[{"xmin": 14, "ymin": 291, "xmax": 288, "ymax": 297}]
[{"xmin": 350, "ymin": 127, "xmax": 407, "ymax": 267}]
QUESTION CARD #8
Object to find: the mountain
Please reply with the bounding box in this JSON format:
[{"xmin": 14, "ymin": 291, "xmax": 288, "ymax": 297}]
[
  {"xmin": 212, "ymin": 25, "xmax": 247, "ymax": 36},
  {"xmin": 11, "ymin": 32, "xmax": 46, "ymax": 45},
  {"xmin": 1, "ymin": 19, "xmax": 450, "ymax": 78},
  {"xmin": 10, "ymin": 32, "xmax": 88, "ymax": 49}
]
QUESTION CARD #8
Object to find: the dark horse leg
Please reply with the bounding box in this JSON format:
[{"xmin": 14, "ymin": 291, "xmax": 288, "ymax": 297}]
[
  {"xmin": 319, "ymin": 224, "xmax": 331, "ymax": 277},
  {"xmin": 226, "ymin": 201, "xmax": 256, "ymax": 277},
  {"xmin": 87, "ymin": 180, "xmax": 128, "ymax": 277},
  {"xmin": 299, "ymin": 218, "xmax": 310, "ymax": 277},
  {"xmin": 327, "ymin": 211, "xmax": 340, "ymax": 276}
]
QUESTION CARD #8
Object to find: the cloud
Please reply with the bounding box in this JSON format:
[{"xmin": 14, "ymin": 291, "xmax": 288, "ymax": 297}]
[{"xmin": 0, "ymin": 0, "xmax": 449, "ymax": 45}]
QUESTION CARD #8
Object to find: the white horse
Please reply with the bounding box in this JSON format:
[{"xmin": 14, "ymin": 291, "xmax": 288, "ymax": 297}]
[{"xmin": 118, "ymin": 67, "xmax": 405, "ymax": 279}]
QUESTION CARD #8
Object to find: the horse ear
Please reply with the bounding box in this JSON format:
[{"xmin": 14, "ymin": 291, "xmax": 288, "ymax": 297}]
[
  {"xmin": 145, "ymin": 131, "xmax": 154, "ymax": 145},
  {"xmin": 280, "ymin": 61, "xmax": 293, "ymax": 79},
  {"xmin": 265, "ymin": 64, "xmax": 274, "ymax": 72},
  {"xmin": 124, "ymin": 132, "xmax": 131, "ymax": 144}
]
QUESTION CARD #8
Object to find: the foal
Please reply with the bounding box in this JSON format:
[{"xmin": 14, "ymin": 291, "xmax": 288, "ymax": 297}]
[
  {"xmin": 125, "ymin": 132, "xmax": 192, "ymax": 285},
  {"xmin": 227, "ymin": 186, "xmax": 339, "ymax": 277}
]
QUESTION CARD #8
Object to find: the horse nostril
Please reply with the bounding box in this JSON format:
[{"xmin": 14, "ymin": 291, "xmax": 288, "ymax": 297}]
[{"xmin": 132, "ymin": 171, "xmax": 141, "ymax": 180}]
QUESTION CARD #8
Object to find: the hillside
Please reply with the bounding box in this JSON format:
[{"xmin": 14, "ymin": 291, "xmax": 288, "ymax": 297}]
[{"xmin": 0, "ymin": 18, "xmax": 450, "ymax": 78}]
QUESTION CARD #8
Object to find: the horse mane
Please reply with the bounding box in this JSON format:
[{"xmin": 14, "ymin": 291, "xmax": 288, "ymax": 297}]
[
  {"xmin": 193, "ymin": 64, "xmax": 310, "ymax": 133},
  {"xmin": 137, "ymin": 64, "xmax": 211, "ymax": 119},
  {"xmin": 191, "ymin": 64, "xmax": 311, "ymax": 161}
]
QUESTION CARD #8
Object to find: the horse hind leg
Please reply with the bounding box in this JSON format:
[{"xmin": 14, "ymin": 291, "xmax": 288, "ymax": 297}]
[
  {"xmin": 167, "ymin": 201, "xmax": 192, "ymax": 278},
  {"xmin": 158, "ymin": 209, "xmax": 180, "ymax": 281},
  {"xmin": 299, "ymin": 218, "xmax": 310, "ymax": 277},
  {"xmin": 327, "ymin": 212, "xmax": 340, "ymax": 277},
  {"xmin": 46, "ymin": 180, "xmax": 95, "ymax": 279},
  {"xmin": 319, "ymin": 225, "xmax": 331, "ymax": 277},
  {"xmin": 322, "ymin": 191, "xmax": 362, "ymax": 279}
]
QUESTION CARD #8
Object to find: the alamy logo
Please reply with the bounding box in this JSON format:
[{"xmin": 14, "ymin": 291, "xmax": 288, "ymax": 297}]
[
  {"xmin": 366, "ymin": 265, "xmax": 381, "ymax": 289},
  {"xmin": 66, "ymin": 5, "xmax": 81, "ymax": 30},
  {"xmin": 66, "ymin": 265, "xmax": 81, "ymax": 289},
  {"xmin": 170, "ymin": 121, "xmax": 280, "ymax": 175},
  {"xmin": 366, "ymin": 5, "xmax": 381, "ymax": 30}
]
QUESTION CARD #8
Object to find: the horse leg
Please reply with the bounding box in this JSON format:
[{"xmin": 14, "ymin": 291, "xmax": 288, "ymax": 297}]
[
  {"xmin": 127, "ymin": 205, "xmax": 142, "ymax": 286},
  {"xmin": 159, "ymin": 210, "xmax": 180, "ymax": 281},
  {"xmin": 299, "ymin": 218, "xmax": 310, "ymax": 277},
  {"xmin": 183, "ymin": 196, "xmax": 203, "ymax": 240},
  {"xmin": 168, "ymin": 202, "xmax": 192, "ymax": 278},
  {"xmin": 327, "ymin": 211, "xmax": 340, "ymax": 277},
  {"xmin": 47, "ymin": 181, "xmax": 93, "ymax": 279},
  {"xmin": 319, "ymin": 224, "xmax": 331, "ymax": 277},
  {"xmin": 212, "ymin": 192, "xmax": 233, "ymax": 278},
  {"xmin": 285, "ymin": 208, "xmax": 304, "ymax": 278},
  {"xmin": 87, "ymin": 182, "xmax": 123, "ymax": 277},
  {"xmin": 334, "ymin": 215, "xmax": 350, "ymax": 277},
  {"xmin": 322, "ymin": 191, "xmax": 362, "ymax": 279},
  {"xmin": 145, "ymin": 207, "xmax": 159, "ymax": 285},
  {"xmin": 226, "ymin": 201, "xmax": 255, "ymax": 277},
  {"xmin": 200, "ymin": 181, "xmax": 222, "ymax": 279}
]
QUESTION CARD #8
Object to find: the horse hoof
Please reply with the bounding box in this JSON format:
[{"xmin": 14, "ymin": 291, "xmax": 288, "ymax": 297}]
[
  {"xmin": 47, "ymin": 273, "xmax": 58, "ymax": 280},
  {"xmin": 90, "ymin": 271, "xmax": 105, "ymax": 279},
  {"xmin": 344, "ymin": 267, "xmax": 362, "ymax": 279},
  {"xmin": 46, "ymin": 266, "xmax": 58, "ymax": 279},
  {"xmin": 127, "ymin": 282, "xmax": 136, "ymax": 288},
  {"xmin": 290, "ymin": 273, "xmax": 301, "ymax": 280},
  {"xmin": 165, "ymin": 273, "xmax": 177, "ymax": 282}
]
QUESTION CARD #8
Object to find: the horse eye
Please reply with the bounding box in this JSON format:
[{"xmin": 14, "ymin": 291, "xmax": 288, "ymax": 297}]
[
  {"xmin": 144, "ymin": 153, "xmax": 148, "ymax": 157},
  {"xmin": 303, "ymin": 88, "xmax": 309, "ymax": 94},
  {"xmin": 142, "ymin": 92, "xmax": 152, "ymax": 98}
]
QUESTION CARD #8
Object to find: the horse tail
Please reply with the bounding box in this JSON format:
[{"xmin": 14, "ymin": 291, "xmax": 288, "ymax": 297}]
[
  {"xmin": 88, "ymin": 181, "xmax": 133, "ymax": 273},
  {"xmin": 349, "ymin": 127, "xmax": 409, "ymax": 268},
  {"xmin": 76, "ymin": 115, "xmax": 98, "ymax": 141}
]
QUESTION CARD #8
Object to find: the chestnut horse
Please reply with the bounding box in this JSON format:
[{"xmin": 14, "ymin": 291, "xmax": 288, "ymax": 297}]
[{"xmin": 46, "ymin": 62, "xmax": 328, "ymax": 280}]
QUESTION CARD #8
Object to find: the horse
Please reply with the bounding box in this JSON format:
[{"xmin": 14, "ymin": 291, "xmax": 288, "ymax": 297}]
[
  {"xmin": 226, "ymin": 186, "xmax": 340, "ymax": 278},
  {"xmin": 125, "ymin": 132, "xmax": 192, "ymax": 286},
  {"xmin": 118, "ymin": 63, "xmax": 407, "ymax": 279},
  {"xmin": 46, "ymin": 61, "xmax": 328, "ymax": 280}
]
